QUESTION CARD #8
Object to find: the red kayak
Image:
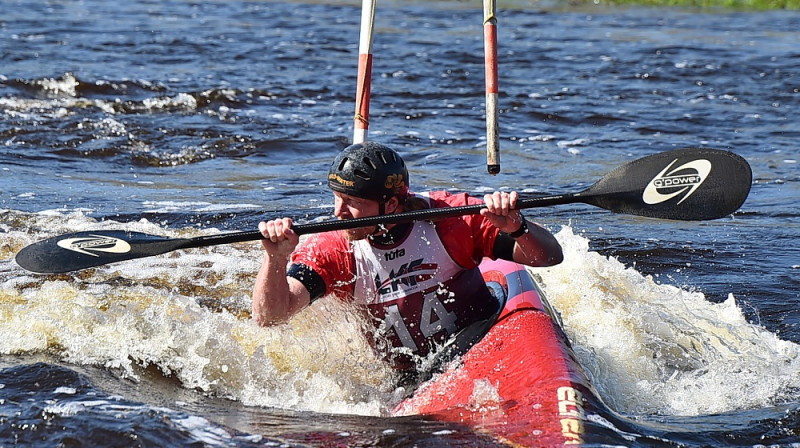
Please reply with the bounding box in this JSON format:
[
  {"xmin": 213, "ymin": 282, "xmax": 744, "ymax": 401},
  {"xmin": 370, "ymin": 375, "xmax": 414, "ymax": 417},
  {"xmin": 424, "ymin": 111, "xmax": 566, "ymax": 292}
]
[{"xmin": 393, "ymin": 258, "xmax": 593, "ymax": 447}]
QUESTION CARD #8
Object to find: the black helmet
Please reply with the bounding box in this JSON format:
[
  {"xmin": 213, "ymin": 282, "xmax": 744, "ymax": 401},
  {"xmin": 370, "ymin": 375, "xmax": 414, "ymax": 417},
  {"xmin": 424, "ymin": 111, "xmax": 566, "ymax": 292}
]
[{"xmin": 328, "ymin": 142, "xmax": 409, "ymax": 202}]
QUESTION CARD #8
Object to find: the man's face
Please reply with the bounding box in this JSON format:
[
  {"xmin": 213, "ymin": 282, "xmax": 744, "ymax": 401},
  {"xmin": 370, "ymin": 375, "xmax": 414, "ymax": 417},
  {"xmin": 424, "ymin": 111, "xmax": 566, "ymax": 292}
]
[{"xmin": 332, "ymin": 191, "xmax": 381, "ymax": 241}]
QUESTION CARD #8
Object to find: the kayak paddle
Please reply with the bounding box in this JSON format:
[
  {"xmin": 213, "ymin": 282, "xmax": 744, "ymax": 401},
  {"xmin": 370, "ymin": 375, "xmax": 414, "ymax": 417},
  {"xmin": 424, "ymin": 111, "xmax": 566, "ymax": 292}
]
[{"xmin": 15, "ymin": 147, "xmax": 752, "ymax": 274}]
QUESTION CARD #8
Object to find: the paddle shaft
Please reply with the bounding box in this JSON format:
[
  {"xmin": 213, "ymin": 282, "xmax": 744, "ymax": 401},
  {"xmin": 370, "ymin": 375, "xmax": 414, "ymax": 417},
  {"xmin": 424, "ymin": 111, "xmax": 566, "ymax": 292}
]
[{"xmin": 177, "ymin": 192, "xmax": 580, "ymax": 249}]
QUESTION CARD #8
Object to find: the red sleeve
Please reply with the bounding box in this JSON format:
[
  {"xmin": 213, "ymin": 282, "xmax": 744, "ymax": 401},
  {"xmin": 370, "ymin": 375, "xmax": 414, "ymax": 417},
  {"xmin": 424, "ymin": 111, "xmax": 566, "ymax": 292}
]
[
  {"xmin": 426, "ymin": 191, "xmax": 500, "ymax": 268},
  {"xmin": 290, "ymin": 231, "xmax": 356, "ymax": 301}
]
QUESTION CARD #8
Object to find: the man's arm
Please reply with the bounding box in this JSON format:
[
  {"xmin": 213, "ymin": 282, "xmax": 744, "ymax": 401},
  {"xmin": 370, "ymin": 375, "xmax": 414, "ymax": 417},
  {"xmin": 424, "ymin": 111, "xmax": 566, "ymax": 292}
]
[
  {"xmin": 252, "ymin": 218, "xmax": 312, "ymax": 326},
  {"xmin": 507, "ymin": 219, "xmax": 563, "ymax": 267}
]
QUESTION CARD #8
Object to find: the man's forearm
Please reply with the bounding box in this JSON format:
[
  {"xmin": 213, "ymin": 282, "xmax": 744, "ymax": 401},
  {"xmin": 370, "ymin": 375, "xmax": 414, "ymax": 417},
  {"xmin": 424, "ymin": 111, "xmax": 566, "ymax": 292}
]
[
  {"xmin": 512, "ymin": 220, "xmax": 564, "ymax": 267},
  {"xmin": 252, "ymin": 255, "xmax": 309, "ymax": 326}
]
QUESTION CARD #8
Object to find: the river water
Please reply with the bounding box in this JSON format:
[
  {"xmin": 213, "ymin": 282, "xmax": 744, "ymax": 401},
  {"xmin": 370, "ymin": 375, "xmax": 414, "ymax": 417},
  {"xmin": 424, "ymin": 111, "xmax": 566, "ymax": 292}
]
[{"xmin": 1, "ymin": 0, "xmax": 799, "ymax": 446}]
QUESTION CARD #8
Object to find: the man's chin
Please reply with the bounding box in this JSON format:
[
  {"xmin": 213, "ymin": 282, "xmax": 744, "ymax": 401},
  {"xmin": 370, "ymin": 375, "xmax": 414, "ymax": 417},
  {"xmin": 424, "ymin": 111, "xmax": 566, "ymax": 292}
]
[{"xmin": 343, "ymin": 227, "xmax": 374, "ymax": 241}]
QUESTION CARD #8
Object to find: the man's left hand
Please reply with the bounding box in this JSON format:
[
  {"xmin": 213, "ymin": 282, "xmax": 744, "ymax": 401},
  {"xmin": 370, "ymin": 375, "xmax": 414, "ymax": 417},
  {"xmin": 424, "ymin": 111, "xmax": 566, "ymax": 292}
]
[{"xmin": 481, "ymin": 191, "xmax": 525, "ymax": 234}]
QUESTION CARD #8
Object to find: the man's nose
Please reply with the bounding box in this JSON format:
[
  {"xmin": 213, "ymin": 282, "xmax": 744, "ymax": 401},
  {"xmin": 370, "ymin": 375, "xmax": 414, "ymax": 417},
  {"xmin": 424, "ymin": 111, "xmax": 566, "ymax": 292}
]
[{"xmin": 333, "ymin": 198, "xmax": 347, "ymax": 218}]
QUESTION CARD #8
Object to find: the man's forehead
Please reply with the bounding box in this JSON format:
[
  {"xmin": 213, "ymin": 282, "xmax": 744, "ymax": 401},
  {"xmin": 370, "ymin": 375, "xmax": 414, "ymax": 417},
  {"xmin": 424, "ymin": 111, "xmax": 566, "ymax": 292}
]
[{"xmin": 333, "ymin": 190, "xmax": 374, "ymax": 203}]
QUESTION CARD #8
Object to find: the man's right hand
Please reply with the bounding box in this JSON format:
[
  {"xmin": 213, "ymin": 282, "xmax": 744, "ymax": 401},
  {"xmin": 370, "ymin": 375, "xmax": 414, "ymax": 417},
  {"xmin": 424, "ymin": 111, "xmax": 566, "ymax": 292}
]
[{"xmin": 258, "ymin": 218, "xmax": 300, "ymax": 259}]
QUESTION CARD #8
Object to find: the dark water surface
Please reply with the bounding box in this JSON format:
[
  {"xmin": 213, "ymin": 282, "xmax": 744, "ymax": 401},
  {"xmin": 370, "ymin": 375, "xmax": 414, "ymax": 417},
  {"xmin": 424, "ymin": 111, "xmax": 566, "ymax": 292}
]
[{"xmin": 2, "ymin": 0, "xmax": 799, "ymax": 446}]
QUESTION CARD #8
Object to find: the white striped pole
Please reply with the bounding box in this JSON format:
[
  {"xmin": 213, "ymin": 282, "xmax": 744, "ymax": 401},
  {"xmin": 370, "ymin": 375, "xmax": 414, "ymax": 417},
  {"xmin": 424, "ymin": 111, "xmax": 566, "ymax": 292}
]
[
  {"xmin": 483, "ymin": 0, "xmax": 500, "ymax": 174},
  {"xmin": 353, "ymin": 0, "xmax": 376, "ymax": 144}
]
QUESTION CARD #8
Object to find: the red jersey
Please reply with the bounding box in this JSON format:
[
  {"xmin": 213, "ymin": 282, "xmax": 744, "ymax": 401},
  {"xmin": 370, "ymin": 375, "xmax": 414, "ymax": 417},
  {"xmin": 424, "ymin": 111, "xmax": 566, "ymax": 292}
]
[{"xmin": 291, "ymin": 191, "xmax": 503, "ymax": 369}]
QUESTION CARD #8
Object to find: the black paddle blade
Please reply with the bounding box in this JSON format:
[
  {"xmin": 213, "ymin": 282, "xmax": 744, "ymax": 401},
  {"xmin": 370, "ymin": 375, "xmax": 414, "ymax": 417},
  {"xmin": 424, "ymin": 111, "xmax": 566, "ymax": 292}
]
[
  {"xmin": 580, "ymin": 148, "xmax": 752, "ymax": 221},
  {"xmin": 14, "ymin": 231, "xmax": 192, "ymax": 274}
]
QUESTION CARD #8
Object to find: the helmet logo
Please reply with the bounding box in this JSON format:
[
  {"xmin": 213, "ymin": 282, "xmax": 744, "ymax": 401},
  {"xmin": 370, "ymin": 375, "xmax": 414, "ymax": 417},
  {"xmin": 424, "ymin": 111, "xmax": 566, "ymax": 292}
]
[
  {"xmin": 329, "ymin": 173, "xmax": 355, "ymax": 187},
  {"xmin": 385, "ymin": 174, "xmax": 405, "ymax": 189}
]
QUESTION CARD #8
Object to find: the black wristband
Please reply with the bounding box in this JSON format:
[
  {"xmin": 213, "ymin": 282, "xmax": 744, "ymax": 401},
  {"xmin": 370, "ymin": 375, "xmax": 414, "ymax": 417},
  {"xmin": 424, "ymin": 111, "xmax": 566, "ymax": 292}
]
[{"xmin": 508, "ymin": 219, "xmax": 529, "ymax": 239}]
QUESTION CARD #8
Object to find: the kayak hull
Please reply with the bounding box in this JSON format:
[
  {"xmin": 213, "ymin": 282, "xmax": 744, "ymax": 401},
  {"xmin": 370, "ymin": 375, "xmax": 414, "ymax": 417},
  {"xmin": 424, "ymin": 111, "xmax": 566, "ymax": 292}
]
[{"xmin": 394, "ymin": 258, "xmax": 593, "ymax": 447}]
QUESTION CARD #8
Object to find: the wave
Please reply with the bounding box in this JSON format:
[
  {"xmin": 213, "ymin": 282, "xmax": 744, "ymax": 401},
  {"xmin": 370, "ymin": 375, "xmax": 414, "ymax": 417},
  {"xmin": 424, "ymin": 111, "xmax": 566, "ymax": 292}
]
[{"xmin": 538, "ymin": 227, "xmax": 800, "ymax": 416}]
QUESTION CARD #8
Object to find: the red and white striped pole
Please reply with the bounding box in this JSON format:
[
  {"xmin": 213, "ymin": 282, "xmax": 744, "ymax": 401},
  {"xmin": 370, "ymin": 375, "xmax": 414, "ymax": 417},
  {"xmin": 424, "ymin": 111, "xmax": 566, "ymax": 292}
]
[
  {"xmin": 483, "ymin": 0, "xmax": 500, "ymax": 174},
  {"xmin": 353, "ymin": 0, "xmax": 376, "ymax": 144}
]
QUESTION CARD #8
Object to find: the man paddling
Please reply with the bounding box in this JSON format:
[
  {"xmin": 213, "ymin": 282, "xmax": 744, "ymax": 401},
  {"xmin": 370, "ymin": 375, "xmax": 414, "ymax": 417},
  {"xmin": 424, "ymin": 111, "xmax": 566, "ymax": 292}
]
[{"xmin": 252, "ymin": 142, "xmax": 563, "ymax": 380}]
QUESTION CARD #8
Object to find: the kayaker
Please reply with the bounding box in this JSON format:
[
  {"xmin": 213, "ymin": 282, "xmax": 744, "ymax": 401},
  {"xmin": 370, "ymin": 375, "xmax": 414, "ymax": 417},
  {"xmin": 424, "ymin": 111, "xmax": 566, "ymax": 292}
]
[{"xmin": 252, "ymin": 142, "xmax": 563, "ymax": 381}]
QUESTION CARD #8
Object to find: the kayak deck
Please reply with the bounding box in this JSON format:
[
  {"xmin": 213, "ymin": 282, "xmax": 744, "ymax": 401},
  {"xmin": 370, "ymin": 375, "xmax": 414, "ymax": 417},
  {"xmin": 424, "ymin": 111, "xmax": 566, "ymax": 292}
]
[{"xmin": 393, "ymin": 258, "xmax": 592, "ymax": 447}]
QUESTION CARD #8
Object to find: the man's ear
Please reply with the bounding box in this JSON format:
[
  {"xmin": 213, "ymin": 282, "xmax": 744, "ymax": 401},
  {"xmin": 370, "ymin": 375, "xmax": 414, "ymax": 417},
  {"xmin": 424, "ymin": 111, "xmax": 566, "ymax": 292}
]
[{"xmin": 384, "ymin": 196, "xmax": 400, "ymax": 214}]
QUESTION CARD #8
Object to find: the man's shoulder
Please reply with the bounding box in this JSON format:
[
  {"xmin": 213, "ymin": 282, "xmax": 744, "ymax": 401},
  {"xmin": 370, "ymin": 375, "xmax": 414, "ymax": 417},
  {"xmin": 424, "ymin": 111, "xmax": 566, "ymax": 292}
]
[
  {"xmin": 424, "ymin": 190, "xmax": 482, "ymax": 208},
  {"xmin": 297, "ymin": 230, "xmax": 350, "ymax": 253}
]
